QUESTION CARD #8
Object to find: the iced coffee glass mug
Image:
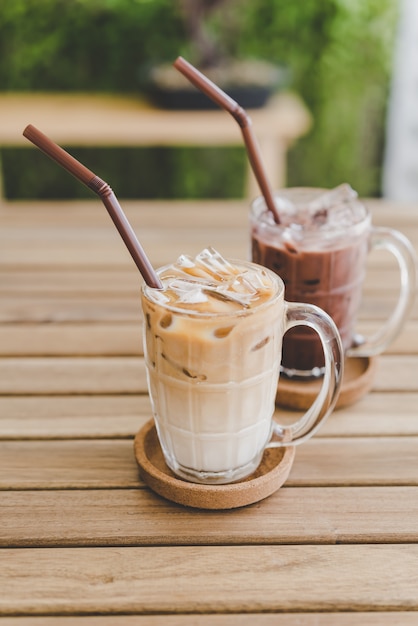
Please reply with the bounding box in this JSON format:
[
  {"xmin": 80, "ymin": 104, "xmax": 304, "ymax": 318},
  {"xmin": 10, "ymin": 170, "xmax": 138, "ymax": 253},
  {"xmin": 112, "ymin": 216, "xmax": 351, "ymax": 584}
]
[
  {"xmin": 251, "ymin": 184, "xmax": 417, "ymax": 378},
  {"xmin": 141, "ymin": 248, "xmax": 343, "ymax": 485}
]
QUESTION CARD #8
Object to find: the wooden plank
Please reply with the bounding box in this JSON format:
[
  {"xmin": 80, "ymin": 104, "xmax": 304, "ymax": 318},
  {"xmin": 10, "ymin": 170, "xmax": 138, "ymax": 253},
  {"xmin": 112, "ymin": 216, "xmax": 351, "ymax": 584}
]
[
  {"xmin": 0, "ymin": 297, "xmax": 142, "ymax": 323},
  {"xmin": 2, "ymin": 293, "xmax": 413, "ymax": 324},
  {"xmin": 0, "ymin": 357, "xmax": 147, "ymax": 395},
  {"xmin": 0, "ymin": 270, "xmax": 410, "ymax": 302},
  {"xmin": 0, "ymin": 206, "xmax": 248, "ymax": 270},
  {"xmin": 0, "ymin": 232, "xmax": 232, "ymax": 270},
  {"xmin": 362, "ymin": 198, "xmax": 418, "ymax": 227},
  {"xmin": 0, "ymin": 324, "xmax": 143, "ymax": 356},
  {"xmin": 355, "ymin": 320, "xmax": 418, "ymax": 354},
  {"xmin": 373, "ymin": 355, "xmax": 418, "ymax": 391},
  {"xmin": 0, "ymin": 395, "xmax": 151, "ymax": 440},
  {"xmin": 0, "ymin": 266, "xmax": 410, "ymax": 295},
  {"xmin": 0, "ymin": 270, "xmax": 139, "ymax": 294},
  {"xmin": 1, "ymin": 198, "xmax": 418, "ymax": 231},
  {"xmin": 1, "ymin": 353, "xmax": 417, "ymax": 396},
  {"xmin": 1, "ymin": 545, "xmax": 418, "ymax": 614},
  {"xmin": 1, "ymin": 615, "xmax": 418, "ymax": 626},
  {"xmin": 0, "ymin": 320, "xmax": 417, "ymax": 357},
  {"xmin": 0, "ymin": 200, "xmax": 248, "ymax": 229},
  {"xmin": 0, "ymin": 614, "xmax": 417, "ymax": 626},
  {"xmin": 0, "ymin": 201, "xmax": 416, "ymax": 281},
  {"xmin": 2, "ymin": 486, "xmax": 418, "ymax": 548},
  {"xmin": 0, "ymin": 199, "xmax": 416, "ymax": 269},
  {"xmin": 290, "ymin": 436, "xmax": 418, "ymax": 486},
  {"xmin": 319, "ymin": 391, "xmax": 418, "ymax": 437},
  {"xmin": 0, "ymin": 439, "xmax": 140, "ymax": 489},
  {"xmin": 1, "ymin": 232, "xmax": 415, "ymax": 275},
  {"xmin": 0, "ymin": 241, "xmax": 245, "ymax": 270},
  {"xmin": 1, "ymin": 437, "xmax": 417, "ymax": 490},
  {"xmin": 1, "ymin": 392, "xmax": 418, "ymax": 440}
]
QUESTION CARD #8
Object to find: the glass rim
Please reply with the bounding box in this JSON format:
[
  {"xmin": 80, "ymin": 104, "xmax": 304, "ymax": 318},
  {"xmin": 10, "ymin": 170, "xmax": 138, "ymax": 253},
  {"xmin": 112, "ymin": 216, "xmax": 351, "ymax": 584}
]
[{"xmin": 250, "ymin": 189, "xmax": 372, "ymax": 242}]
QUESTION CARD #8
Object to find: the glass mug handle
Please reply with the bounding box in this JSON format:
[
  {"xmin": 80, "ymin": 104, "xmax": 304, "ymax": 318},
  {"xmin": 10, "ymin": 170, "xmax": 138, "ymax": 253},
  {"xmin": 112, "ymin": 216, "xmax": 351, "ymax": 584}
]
[
  {"xmin": 347, "ymin": 227, "xmax": 417, "ymax": 358},
  {"xmin": 268, "ymin": 302, "xmax": 344, "ymax": 447}
]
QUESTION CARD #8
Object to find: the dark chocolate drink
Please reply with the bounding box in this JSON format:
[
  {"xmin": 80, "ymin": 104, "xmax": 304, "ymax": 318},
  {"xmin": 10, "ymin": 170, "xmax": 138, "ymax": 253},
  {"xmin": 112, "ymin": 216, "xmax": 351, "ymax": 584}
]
[{"xmin": 250, "ymin": 186, "xmax": 370, "ymax": 376}]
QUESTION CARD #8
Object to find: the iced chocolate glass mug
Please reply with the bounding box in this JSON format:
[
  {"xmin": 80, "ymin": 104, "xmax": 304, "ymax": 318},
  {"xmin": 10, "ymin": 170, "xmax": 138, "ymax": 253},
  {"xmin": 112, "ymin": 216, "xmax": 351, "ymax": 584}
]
[
  {"xmin": 251, "ymin": 185, "xmax": 417, "ymax": 378},
  {"xmin": 141, "ymin": 248, "xmax": 343, "ymax": 485}
]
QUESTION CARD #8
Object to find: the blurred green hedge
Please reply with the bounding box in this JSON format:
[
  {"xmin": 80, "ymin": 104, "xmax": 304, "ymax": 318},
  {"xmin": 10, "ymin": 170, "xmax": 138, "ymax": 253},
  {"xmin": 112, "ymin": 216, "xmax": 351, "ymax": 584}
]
[{"xmin": 0, "ymin": 0, "xmax": 398, "ymax": 199}]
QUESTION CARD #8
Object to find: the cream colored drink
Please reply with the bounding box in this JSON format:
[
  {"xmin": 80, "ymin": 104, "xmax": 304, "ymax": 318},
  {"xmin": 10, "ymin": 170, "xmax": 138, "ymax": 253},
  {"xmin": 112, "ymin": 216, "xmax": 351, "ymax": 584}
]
[
  {"xmin": 141, "ymin": 247, "xmax": 344, "ymax": 485},
  {"xmin": 141, "ymin": 248, "xmax": 283, "ymax": 483}
]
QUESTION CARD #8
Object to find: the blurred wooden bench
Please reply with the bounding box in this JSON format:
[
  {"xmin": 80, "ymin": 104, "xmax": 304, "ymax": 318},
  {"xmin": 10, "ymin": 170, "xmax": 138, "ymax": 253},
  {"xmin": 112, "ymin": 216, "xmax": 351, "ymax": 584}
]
[{"xmin": 0, "ymin": 91, "xmax": 311, "ymax": 199}]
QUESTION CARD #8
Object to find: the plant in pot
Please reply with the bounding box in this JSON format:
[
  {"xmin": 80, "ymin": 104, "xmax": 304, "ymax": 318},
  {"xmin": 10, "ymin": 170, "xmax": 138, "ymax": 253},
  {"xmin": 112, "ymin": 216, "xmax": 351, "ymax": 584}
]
[{"xmin": 147, "ymin": 0, "xmax": 289, "ymax": 109}]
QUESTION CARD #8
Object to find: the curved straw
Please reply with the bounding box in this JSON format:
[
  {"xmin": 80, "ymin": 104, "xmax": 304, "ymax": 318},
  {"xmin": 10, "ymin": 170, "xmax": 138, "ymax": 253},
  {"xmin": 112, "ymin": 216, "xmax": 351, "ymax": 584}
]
[
  {"xmin": 173, "ymin": 56, "xmax": 280, "ymax": 224},
  {"xmin": 22, "ymin": 124, "xmax": 162, "ymax": 289}
]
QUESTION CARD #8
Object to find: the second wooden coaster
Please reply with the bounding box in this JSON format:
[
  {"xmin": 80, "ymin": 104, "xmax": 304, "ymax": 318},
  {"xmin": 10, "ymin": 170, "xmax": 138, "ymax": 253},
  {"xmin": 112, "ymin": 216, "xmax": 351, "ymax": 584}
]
[{"xmin": 134, "ymin": 420, "xmax": 296, "ymax": 510}]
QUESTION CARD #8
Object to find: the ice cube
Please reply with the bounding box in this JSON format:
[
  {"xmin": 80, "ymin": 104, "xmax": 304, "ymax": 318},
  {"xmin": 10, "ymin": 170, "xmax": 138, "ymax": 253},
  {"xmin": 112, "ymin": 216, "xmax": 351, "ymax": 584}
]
[
  {"xmin": 301, "ymin": 184, "xmax": 367, "ymax": 231},
  {"xmin": 178, "ymin": 289, "xmax": 208, "ymax": 304},
  {"xmin": 176, "ymin": 254, "xmax": 196, "ymax": 269},
  {"xmin": 233, "ymin": 270, "xmax": 265, "ymax": 294},
  {"xmin": 149, "ymin": 289, "xmax": 170, "ymax": 305},
  {"xmin": 169, "ymin": 279, "xmax": 208, "ymax": 304},
  {"xmin": 194, "ymin": 247, "xmax": 238, "ymax": 280},
  {"xmin": 202, "ymin": 285, "xmax": 252, "ymax": 308},
  {"xmin": 204, "ymin": 267, "xmax": 270, "ymax": 308},
  {"xmin": 308, "ymin": 184, "xmax": 358, "ymax": 215},
  {"xmin": 325, "ymin": 199, "xmax": 367, "ymax": 230},
  {"xmin": 174, "ymin": 252, "xmax": 218, "ymax": 282}
]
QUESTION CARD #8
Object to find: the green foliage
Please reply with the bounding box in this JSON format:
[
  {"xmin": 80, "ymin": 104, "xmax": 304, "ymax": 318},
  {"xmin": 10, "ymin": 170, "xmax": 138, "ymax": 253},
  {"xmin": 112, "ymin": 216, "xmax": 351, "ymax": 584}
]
[
  {"xmin": 0, "ymin": 0, "xmax": 399, "ymax": 199},
  {"xmin": 3, "ymin": 146, "xmax": 245, "ymax": 199},
  {"xmin": 0, "ymin": 0, "xmax": 185, "ymax": 91},
  {"xmin": 289, "ymin": 0, "xmax": 399, "ymax": 195},
  {"xmin": 229, "ymin": 0, "xmax": 398, "ymax": 195}
]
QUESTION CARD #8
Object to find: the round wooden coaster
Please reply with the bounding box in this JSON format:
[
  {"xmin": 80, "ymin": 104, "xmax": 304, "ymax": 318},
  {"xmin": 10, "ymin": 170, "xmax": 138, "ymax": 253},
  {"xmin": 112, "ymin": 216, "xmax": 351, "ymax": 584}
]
[
  {"xmin": 134, "ymin": 420, "xmax": 296, "ymax": 510},
  {"xmin": 276, "ymin": 355, "xmax": 377, "ymax": 411}
]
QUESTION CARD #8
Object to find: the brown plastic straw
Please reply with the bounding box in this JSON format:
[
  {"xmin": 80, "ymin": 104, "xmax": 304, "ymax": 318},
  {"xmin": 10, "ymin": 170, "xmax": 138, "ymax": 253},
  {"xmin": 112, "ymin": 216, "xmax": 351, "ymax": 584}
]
[
  {"xmin": 22, "ymin": 124, "xmax": 162, "ymax": 289},
  {"xmin": 173, "ymin": 56, "xmax": 281, "ymax": 224}
]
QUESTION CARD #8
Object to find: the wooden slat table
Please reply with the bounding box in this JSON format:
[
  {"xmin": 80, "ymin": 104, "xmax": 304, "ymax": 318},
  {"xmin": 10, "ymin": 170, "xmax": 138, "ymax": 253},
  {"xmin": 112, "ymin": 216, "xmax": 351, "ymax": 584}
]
[{"xmin": 1, "ymin": 197, "xmax": 418, "ymax": 624}]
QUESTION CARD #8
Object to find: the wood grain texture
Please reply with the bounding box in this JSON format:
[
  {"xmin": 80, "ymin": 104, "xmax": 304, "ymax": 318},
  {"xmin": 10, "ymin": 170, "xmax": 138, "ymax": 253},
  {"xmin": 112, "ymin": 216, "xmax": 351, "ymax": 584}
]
[
  {"xmin": 0, "ymin": 357, "xmax": 147, "ymax": 394},
  {"xmin": 1, "ymin": 545, "xmax": 418, "ymax": 614},
  {"xmin": 0, "ymin": 266, "xmax": 407, "ymax": 292},
  {"xmin": 0, "ymin": 353, "xmax": 417, "ymax": 395},
  {"xmin": 1, "ymin": 294, "xmax": 409, "ymax": 324},
  {"xmin": 1, "ymin": 486, "xmax": 418, "ymax": 547},
  {"xmin": 1, "ymin": 200, "xmax": 416, "ymax": 270},
  {"xmin": 0, "ymin": 323, "xmax": 143, "ymax": 356},
  {"xmin": 1, "ymin": 614, "xmax": 418, "ymax": 625},
  {"xmin": 0, "ymin": 395, "xmax": 150, "ymax": 439},
  {"xmin": 1, "ymin": 197, "xmax": 417, "ymax": 620},
  {"xmin": 0, "ymin": 320, "xmax": 417, "ymax": 357},
  {"xmin": 1, "ymin": 392, "xmax": 418, "ymax": 439},
  {"xmin": 1, "ymin": 437, "xmax": 417, "ymax": 490}
]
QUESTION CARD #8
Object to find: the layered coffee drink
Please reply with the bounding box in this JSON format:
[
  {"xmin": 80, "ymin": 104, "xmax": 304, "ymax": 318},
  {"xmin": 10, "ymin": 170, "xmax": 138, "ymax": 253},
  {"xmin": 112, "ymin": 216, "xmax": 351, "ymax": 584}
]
[
  {"xmin": 141, "ymin": 248, "xmax": 284, "ymax": 483},
  {"xmin": 251, "ymin": 185, "xmax": 369, "ymax": 376},
  {"xmin": 142, "ymin": 247, "xmax": 345, "ymax": 484}
]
